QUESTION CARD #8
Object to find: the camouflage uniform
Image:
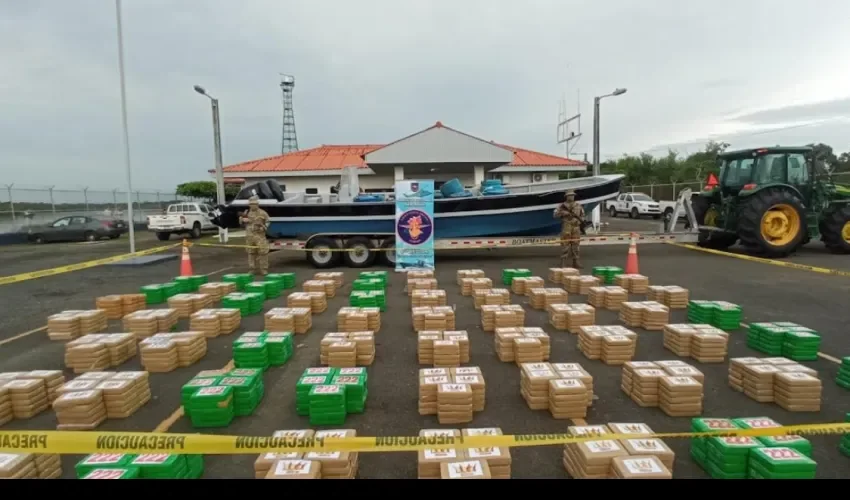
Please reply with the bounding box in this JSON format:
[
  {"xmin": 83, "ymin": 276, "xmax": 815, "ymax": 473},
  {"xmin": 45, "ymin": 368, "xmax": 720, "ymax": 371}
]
[
  {"xmin": 553, "ymin": 190, "xmax": 585, "ymax": 268},
  {"xmin": 241, "ymin": 196, "xmax": 271, "ymax": 275}
]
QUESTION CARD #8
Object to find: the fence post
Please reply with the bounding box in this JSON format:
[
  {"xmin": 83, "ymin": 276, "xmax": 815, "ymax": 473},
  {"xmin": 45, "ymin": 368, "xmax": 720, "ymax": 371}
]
[
  {"xmin": 112, "ymin": 189, "xmax": 118, "ymax": 212},
  {"xmin": 48, "ymin": 186, "xmax": 56, "ymax": 214},
  {"xmin": 4, "ymin": 184, "xmax": 14, "ymax": 223},
  {"xmin": 156, "ymin": 191, "xmax": 161, "ymax": 210},
  {"xmin": 83, "ymin": 187, "xmax": 89, "ymax": 213},
  {"xmin": 135, "ymin": 191, "xmax": 142, "ymax": 224},
  {"xmin": 650, "ymin": 183, "xmax": 655, "ymax": 198}
]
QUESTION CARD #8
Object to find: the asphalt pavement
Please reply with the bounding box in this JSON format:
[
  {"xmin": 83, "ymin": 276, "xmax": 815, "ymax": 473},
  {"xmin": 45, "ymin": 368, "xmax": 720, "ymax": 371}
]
[{"xmin": 0, "ymin": 220, "xmax": 849, "ymax": 479}]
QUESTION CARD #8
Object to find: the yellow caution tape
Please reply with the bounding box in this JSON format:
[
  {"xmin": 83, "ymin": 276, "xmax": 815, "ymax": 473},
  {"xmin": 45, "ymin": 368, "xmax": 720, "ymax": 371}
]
[
  {"xmin": 0, "ymin": 244, "xmax": 180, "ymax": 286},
  {"xmin": 1, "ymin": 423, "xmax": 849, "ymax": 455},
  {"xmin": 667, "ymin": 242, "xmax": 850, "ymax": 278},
  {"xmin": 194, "ymin": 236, "xmax": 600, "ymax": 252}
]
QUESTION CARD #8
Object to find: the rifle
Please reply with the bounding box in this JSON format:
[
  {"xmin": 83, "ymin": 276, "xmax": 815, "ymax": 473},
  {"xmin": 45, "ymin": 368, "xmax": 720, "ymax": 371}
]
[{"xmin": 557, "ymin": 203, "xmax": 589, "ymax": 235}]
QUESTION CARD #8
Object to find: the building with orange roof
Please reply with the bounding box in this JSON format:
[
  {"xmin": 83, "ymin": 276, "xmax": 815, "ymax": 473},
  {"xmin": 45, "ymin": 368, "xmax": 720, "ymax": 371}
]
[{"xmin": 219, "ymin": 121, "xmax": 587, "ymax": 194}]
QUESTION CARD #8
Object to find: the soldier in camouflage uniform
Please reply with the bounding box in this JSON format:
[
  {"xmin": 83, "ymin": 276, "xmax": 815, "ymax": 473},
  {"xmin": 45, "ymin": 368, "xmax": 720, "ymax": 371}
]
[
  {"xmin": 240, "ymin": 196, "xmax": 271, "ymax": 275},
  {"xmin": 553, "ymin": 189, "xmax": 585, "ymax": 268}
]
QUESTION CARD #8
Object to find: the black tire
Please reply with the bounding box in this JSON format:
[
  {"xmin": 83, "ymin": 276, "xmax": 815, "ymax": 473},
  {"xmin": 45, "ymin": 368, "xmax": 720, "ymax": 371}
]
[
  {"xmin": 156, "ymin": 232, "xmax": 170, "ymax": 241},
  {"xmin": 737, "ymin": 188, "xmax": 807, "ymax": 258},
  {"xmin": 691, "ymin": 195, "xmax": 738, "ymax": 250},
  {"xmin": 630, "ymin": 207, "xmax": 639, "ymax": 219},
  {"xmin": 31, "ymin": 234, "xmax": 44, "ymax": 244},
  {"xmin": 608, "ymin": 206, "xmax": 617, "ymax": 217},
  {"xmin": 652, "ymin": 214, "xmax": 661, "ymax": 220},
  {"xmin": 109, "ymin": 235, "xmax": 119, "ymax": 240},
  {"xmin": 190, "ymin": 222, "xmax": 202, "ymax": 239},
  {"xmin": 84, "ymin": 231, "xmax": 97, "ymax": 242},
  {"xmin": 378, "ymin": 238, "xmax": 396, "ymax": 267},
  {"xmin": 663, "ymin": 208, "xmax": 674, "ymax": 226},
  {"xmin": 820, "ymin": 205, "xmax": 850, "ymax": 254},
  {"xmin": 305, "ymin": 237, "xmax": 342, "ymax": 269},
  {"xmin": 342, "ymin": 236, "xmax": 377, "ymax": 268}
]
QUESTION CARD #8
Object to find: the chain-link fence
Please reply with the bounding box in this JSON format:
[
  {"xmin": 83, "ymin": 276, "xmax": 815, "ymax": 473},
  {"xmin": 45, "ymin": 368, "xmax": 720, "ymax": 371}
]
[
  {"xmin": 624, "ymin": 172, "xmax": 850, "ymax": 201},
  {"xmin": 0, "ymin": 186, "xmax": 202, "ymax": 234}
]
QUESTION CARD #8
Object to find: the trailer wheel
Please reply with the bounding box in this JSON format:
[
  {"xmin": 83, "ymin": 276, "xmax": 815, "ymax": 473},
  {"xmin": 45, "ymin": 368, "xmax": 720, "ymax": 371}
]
[
  {"xmin": 305, "ymin": 237, "xmax": 341, "ymax": 268},
  {"xmin": 342, "ymin": 236, "xmax": 377, "ymax": 268},
  {"xmin": 378, "ymin": 239, "xmax": 396, "ymax": 267},
  {"xmin": 820, "ymin": 205, "xmax": 850, "ymax": 254}
]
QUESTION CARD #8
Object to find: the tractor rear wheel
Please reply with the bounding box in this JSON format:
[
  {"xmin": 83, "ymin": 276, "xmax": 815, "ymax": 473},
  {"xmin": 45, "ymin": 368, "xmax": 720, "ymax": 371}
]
[
  {"xmin": 737, "ymin": 188, "xmax": 806, "ymax": 258},
  {"xmin": 820, "ymin": 205, "xmax": 850, "ymax": 254},
  {"xmin": 691, "ymin": 195, "xmax": 738, "ymax": 250}
]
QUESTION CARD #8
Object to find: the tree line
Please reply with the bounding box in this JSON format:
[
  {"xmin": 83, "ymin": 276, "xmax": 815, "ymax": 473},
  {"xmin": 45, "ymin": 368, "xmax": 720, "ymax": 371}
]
[{"xmin": 597, "ymin": 141, "xmax": 850, "ymax": 186}]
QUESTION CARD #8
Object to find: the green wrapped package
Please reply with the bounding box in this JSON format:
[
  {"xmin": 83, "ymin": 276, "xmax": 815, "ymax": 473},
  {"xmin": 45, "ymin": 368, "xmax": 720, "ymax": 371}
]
[
  {"xmin": 243, "ymin": 283, "xmax": 268, "ymax": 300},
  {"xmin": 732, "ymin": 416, "xmax": 782, "ymax": 430},
  {"xmin": 233, "ymin": 341, "xmax": 270, "ymax": 370},
  {"xmin": 75, "ymin": 453, "xmax": 135, "ymax": 478},
  {"xmin": 266, "ymin": 272, "xmax": 296, "ymax": 289},
  {"xmin": 129, "ymin": 454, "xmax": 191, "ymax": 479},
  {"xmin": 591, "ymin": 266, "xmax": 623, "ymax": 285},
  {"xmin": 295, "ymin": 374, "xmax": 330, "ymax": 416},
  {"xmin": 185, "ymin": 385, "xmax": 235, "ymax": 428},
  {"xmin": 359, "ymin": 271, "xmax": 388, "ymax": 288},
  {"xmin": 501, "ymin": 268, "xmax": 531, "ymax": 285},
  {"xmin": 252, "ymin": 280, "xmax": 283, "ymax": 299},
  {"xmin": 331, "ymin": 374, "xmax": 367, "ymax": 413},
  {"xmin": 747, "ymin": 447, "xmax": 817, "ymax": 479},
  {"xmin": 687, "ymin": 300, "xmax": 742, "ymax": 330},
  {"xmin": 337, "ymin": 366, "xmax": 367, "ymax": 383},
  {"xmin": 308, "ymin": 384, "xmax": 347, "ymax": 426},
  {"xmin": 836, "ymin": 358, "xmax": 850, "ymax": 390},
  {"xmin": 782, "ymin": 328, "xmax": 821, "ymax": 361},
  {"xmin": 173, "ymin": 276, "xmax": 197, "ymax": 293},
  {"xmin": 689, "ymin": 417, "xmax": 741, "ymax": 468},
  {"xmin": 704, "ymin": 436, "xmax": 762, "ymax": 479},
  {"xmin": 180, "ymin": 376, "xmax": 221, "ymax": 418},
  {"xmin": 839, "ymin": 413, "xmax": 850, "ymax": 457},
  {"xmin": 350, "ymin": 290, "xmax": 386, "ymax": 311},
  {"xmin": 160, "ymin": 282, "xmax": 181, "ymax": 298},
  {"xmin": 757, "ymin": 434, "xmax": 812, "ymax": 457},
  {"xmin": 352, "ymin": 278, "xmax": 384, "ymax": 292},
  {"xmin": 140, "ymin": 284, "xmax": 167, "ymax": 305},
  {"xmin": 746, "ymin": 324, "xmax": 786, "ymax": 355},
  {"xmin": 687, "ymin": 300, "xmax": 716, "ymax": 323},
  {"xmin": 264, "ymin": 332, "xmax": 294, "ymax": 365},
  {"xmin": 218, "ymin": 375, "xmax": 264, "ymax": 416},
  {"xmin": 229, "ymin": 367, "xmax": 263, "ymax": 378},
  {"xmin": 222, "ymin": 273, "xmax": 253, "ymax": 291},
  {"xmin": 234, "ymin": 331, "xmax": 267, "ymax": 344},
  {"xmin": 80, "ymin": 467, "xmax": 140, "ymax": 479}
]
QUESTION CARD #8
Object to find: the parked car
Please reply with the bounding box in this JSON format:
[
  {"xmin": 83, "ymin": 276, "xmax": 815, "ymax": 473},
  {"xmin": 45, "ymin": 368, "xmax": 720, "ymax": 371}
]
[
  {"xmin": 147, "ymin": 202, "xmax": 217, "ymax": 241},
  {"xmin": 28, "ymin": 215, "xmax": 128, "ymax": 244},
  {"xmin": 605, "ymin": 192, "xmax": 685, "ymax": 220}
]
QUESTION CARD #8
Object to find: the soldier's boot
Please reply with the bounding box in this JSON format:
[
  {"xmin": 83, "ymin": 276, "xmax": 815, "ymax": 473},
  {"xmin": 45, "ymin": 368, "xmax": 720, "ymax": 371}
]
[
  {"xmin": 572, "ymin": 257, "xmax": 582, "ymax": 269},
  {"xmin": 560, "ymin": 255, "xmax": 570, "ymax": 267}
]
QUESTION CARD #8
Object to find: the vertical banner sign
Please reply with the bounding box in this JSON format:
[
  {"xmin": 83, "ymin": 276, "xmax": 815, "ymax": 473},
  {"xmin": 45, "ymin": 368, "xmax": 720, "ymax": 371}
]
[{"xmin": 395, "ymin": 180, "xmax": 435, "ymax": 272}]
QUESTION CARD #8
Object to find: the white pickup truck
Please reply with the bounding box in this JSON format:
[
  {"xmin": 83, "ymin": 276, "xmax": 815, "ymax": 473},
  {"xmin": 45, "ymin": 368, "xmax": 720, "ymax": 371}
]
[
  {"xmin": 147, "ymin": 202, "xmax": 218, "ymax": 241},
  {"xmin": 605, "ymin": 192, "xmax": 679, "ymax": 220}
]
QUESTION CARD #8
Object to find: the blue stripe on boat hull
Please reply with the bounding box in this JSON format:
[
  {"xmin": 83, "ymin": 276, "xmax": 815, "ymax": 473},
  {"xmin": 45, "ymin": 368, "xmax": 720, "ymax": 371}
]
[{"xmin": 268, "ymin": 202, "xmax": 600, "ymax": 239}]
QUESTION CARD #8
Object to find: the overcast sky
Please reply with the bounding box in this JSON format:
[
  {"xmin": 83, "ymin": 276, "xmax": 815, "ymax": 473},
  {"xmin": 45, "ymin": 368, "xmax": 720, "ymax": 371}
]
[{"xmin": 3, "ymin": 0, "xmax": 850, "ymax": 193}]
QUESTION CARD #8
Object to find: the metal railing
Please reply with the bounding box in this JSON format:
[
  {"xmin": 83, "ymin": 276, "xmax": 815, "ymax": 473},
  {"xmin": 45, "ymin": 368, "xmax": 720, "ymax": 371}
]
[
  {"xmin": 624, "ymin": 171, "xmax": 850, "ymax": 201},
  {"xmin": 0, "ymin": 186, "xmax": 201, "ymax": 233}
]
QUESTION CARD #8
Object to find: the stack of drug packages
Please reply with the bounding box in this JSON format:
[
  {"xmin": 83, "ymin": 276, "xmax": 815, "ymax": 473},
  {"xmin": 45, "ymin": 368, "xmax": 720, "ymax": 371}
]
[
  {"xmin": 412, "ymin": 306, "xmax": 456, "ymax": 332},
  {"xmin": 418, "ymin": 330, "xmax": 470, "ymax": 366},
  {"xmin": 548, "ymin": 267, "xmax": 580, "ymax": 284},
  {"xmin": 409, "ymin": 277, "xmax": 439, "ymax": 295},
  {"xmin": 182, "ymin": 367, "xmax": 266, "ymax": 427},
  {"xmin": 0, "ymin": 453, "xmax": 63, "ymax": 479},
  {"xmin": 645, "ymin": 285, "xmax": 690, "ymax": 309},
  {"xmin": 620, "ymin": 360, "xmax": 705, "ymax": 416},
  {"xmin": 320, "ymin": 332, "xmax": 375, "ymax": 367},
  {"xmin": 493, "ymin": 327, "xmax": 549, "ymax": 363},
  {"xmin": 510, "ymin": 276, "xmax": 545, "ymax": 296},
  {"xmin": 662, "ymin": 323, "xmax": 730, "ymax": 362},
  {"xmin": 619, "ymin": 301, "xmax": 671, "ymax": 330},
  {"xmin": 265, "ymin": 307, "xmax": 312, "ymax": 334},
  {"xmin": 253, "ymin": 429, "xmax": 314, "ymax": 478},
  {"xmin": 165, "ymin": 293, "xmax": 215, "ymax": 318},
  {"xmin": 562, "ymin": 275, "xmax": 601, "ymax": 295},
  {"xmin": 727, "ymin": 357, "xmax": 822, "ymax": 411},
  {"xmin": 121, "ymin": 309, "xmax": 179, "ymax": 340},
  {"xmin": 457, "ymin": 269, "xmax": 486, "ymax": 285},
  {"xmin": 408, "ymin": 269, "xmax": 435, "ymax": 281},
  {"xmin": 95, "ymin": 294, "xmax": 146, "ymax": 319},
  {"xmin": 460, "ymin": 277, "xmax": 492, "ymax": 297},
  {"xmin": 418, "ymin": 367, "xmax": 484, "ymax": 423},
  {"xmin": 480, "ymin": 304, "xmax": 524, "ymax": 332},
  {"xmin": 337, "ymin": 306, "xmax": 382, "ymax": 332},
  {"xmin": 139, "ymin": 331, "xmax": 208, "ymax": 372},
  {"xmin": 287, "ymin": 291, "xmax": 327, "ymax": 314},
  {"xmin": 528, "ymin": 287, "xmax": 568, "ymax": 310},
  {"xmin": 416, "ymin": 429, "xmax": 465, "ymax": 479},
  {"xmin": 283, "ymin": 429, "xmax": 360, "ymax": 479},
  {"xmin": 0, "ymin": 371, "xmax": 66, "ymax": 424},
  {"xmin": 52, "ymin": 371, "xmax": 151, "ymax": 429},
  {"xmin": 411, "ymin": 289, "xmax": 448, "ymax": 307},
  {"xmin": 746, "ymin": 322, "xmax": 822, "ymax": 361},
  {"xmin": 587, "ymin": 286, "xmax": 629, "ymax": 311},
  {"xmin": 548, "ymin": 303, "xmax": 595, "ymax": 333},
  {"xmin": 613, "ymin": 274, "xmax": 650, "ymax": 294},
  {"xmin": 74, "ymin": 453, "xmax": 204, "ymax": 479},
  {"xmin": 501, "ymin": 268, "xmax": 531, "ymax": 285},
  {"xmin": 303, "ymin": 278, "xmax": 336, "ymax": 299},
  {"xmin": 418, "ymin": 427, "xmax": 511, "ymax": 480},
  {"xmin": 472, "ymin": 288, "xmax": 510, "ymax": 309},
  {"xmin": 577, "ymin": 325, "xmax": 638, "ymax": 364},
  {"xmin": 47, "ymin": 309, "xmax": 109, "ymax": 341},
  {"xmin": 295, "ymin": 367, "xmax": 368, "ymax": 421},
  {"xmin": 314, "ymin": 271, "xmax": 344, "ymax": 289},
  {"xmin": 518, "ymin": 362, "xmax": 593, "ymax": 417},
  {"xmin": 198, "ymin": 281, "xmax": 237, "ymax": 300},
  {"xmin": 64, "ymin": 333, "xmax": 137, "ymax": 373},
  {"xmin": 189, "ymin": 308, "xmax": 242, "ymax": 338},
  {"xmin": 563, "ymin": 424, "xmax": 674, "ymax": 479}
]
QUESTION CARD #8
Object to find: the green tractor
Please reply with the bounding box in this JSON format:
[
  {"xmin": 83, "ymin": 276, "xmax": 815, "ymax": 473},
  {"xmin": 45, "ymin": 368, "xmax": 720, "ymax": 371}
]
[{"xmin": 693, "ymin": 146, "xmax": 850, "ymax": 257}]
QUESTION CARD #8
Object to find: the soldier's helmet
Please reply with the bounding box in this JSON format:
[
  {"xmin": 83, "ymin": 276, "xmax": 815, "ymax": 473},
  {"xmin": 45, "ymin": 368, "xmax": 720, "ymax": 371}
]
[
  {"xmin": 564, "ymin": 190, "xmax": 576, "ymax": 200},
  {"xmin": 248, "ymin": 195, "xmax": 259, "ymax": 206}
]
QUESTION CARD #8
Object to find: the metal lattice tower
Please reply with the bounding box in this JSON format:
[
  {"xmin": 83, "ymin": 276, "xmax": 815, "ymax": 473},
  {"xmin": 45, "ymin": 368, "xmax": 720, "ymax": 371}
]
[{"xmin": 279, "ymin": 74, "xmax": 299, "ymax": 154}]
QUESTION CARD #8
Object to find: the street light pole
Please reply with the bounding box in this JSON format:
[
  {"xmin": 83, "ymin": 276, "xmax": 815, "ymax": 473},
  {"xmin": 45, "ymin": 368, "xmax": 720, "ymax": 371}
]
[
  {"xmin": 194, "ymin": 85, "xmax": 226, "ymax": 242},
  {"xmin": 590, "ymin": 87, "xmax": 627, "ymax": 230},
  {"xmin": 115, "ymin": 0, "xmax": 136, "ymax": 253}
]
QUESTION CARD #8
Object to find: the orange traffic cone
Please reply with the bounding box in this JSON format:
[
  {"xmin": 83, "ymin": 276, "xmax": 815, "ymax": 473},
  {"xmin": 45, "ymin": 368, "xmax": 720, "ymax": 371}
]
[
  {"xmin": 180, "ymin": 239, "xmax": 194, "ymax": 277},
  {"xmin": 625, "ymin": 232, "xmax": 639, "ymax": 274}
]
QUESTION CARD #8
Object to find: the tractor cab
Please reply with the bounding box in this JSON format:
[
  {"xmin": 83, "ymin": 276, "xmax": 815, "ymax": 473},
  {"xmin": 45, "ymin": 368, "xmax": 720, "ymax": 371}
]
[{"xmin": 713, "ymin": 147, "xmax": 813, "ymax": 199}]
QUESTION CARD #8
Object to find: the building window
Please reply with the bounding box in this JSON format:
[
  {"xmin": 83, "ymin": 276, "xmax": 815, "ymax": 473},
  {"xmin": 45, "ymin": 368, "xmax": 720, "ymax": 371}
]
[{"xmin": 305, "ymin": 188, "xmax": 318, "ymax": 194}]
